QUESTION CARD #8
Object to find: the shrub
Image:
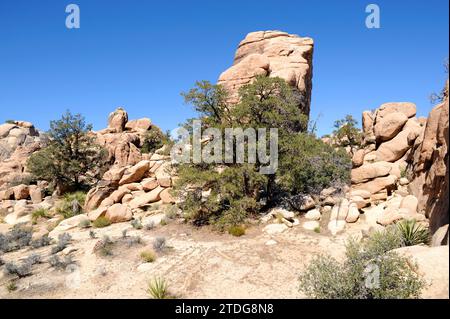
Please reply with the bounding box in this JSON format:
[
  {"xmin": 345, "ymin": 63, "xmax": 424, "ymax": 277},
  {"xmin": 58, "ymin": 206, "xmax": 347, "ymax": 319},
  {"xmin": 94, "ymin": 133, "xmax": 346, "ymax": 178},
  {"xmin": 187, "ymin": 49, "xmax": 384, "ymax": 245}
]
[
  {"xmin": 27, "ymin": 111, "xmax": 108, "ymax": 194},
  {"xmin": 165, "ymin": 205, "xmax": 179, "ymax": 220},
  {"xmin": 8, "ymin": 174, "xmax": 34, "ymax": 187},
  {"xmin": 228, "ymin": 225, "xmax": 245, "ymax": 237},
  {"xmin": 94, "ymin": 235, "xmax": 115, "ymax": 257},
  {"xmin": 56, "ymin": 191, "xmax": 86, "ymax": 219},
  {"xmin": 397, "ymin": 219, "xmax": 430, "ymax": 246},
  {"xmin": 314, "ymin": 226, "xmax": 321, "ymax": 233},
  {"xmin": 31, "ymin": 208, "xmax": 51, "ymax": 224},
  {"xmin": 51, "ymin": 233, "xmax": 72, "ymax": 254},
  {"xmin": 153, "ymin": 237, "xmax": 166, "ymax": 252},
  {"xmin": 89, "ymin": 230, "xmax": 96, "ymax": 239},
  {"xmin": 78, "ymin": 219, "xmax": 91, "ymax": 229},
  {"xmin": 278, "ymin": 133, "xmax": 351, "ymax": 196},
  {"xmin": 141, "ymin": 126, "xmax": 171, "ymax": 154},
  {"xmin": 298, "ymin": 229, "xmax": 424, "ymax": 299},
  {"xmin": 176, "ymin": 76, "xmax": 351, "ymax": 230},
  {"xmin": 31, "ymin": 234, "xmax": 52, "ymax": 249},
  {"xmin": 140, "ymin": 250, "xmax": 156, "ymax": 263},
  {"xmin": 49, "ymin": 255, "xmax": 75, "ymax": 270},
  {"xmin": 144, "ymin": 221, "xmax": 155, "ymax": 230},
  {"xmin": 124, "ymin": 236, "xmax": 142, "ymax": 248},
  {"xmin": 4, "ymin": 259, "xmax": 34, "ymax": 278},
  {"xmin": 0, "ymin": 224, "xmax": 32, "ymax": 253},
  {"xmin": 26, "ymin": 253, "xmax": 42, "ymax": 265},
  {"xmin": 6, "ymin": 281, "xmax": 17, "ymax": 293},
  {"xmin": 147, "ymin": 277, "xmax": 169, "ymax": 299},
  {"xmin": 93, "ymin": 216, "xmax": 112, "ymax": 228},
  {"xmin": 332, "ymin": 115, "xmax": 363, "ymax": 151},
  {"xmin": 400, "ymin": 167, "xmax": 407, "ymax": 179},
  {"xmin": 131, "ymin": 218, "xmax": 143, "ymax": 230}
]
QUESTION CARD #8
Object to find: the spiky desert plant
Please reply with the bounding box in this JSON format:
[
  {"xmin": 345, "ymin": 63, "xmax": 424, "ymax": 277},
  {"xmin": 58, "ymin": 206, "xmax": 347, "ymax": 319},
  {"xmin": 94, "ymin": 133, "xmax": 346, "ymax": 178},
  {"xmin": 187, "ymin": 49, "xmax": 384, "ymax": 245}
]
[
  {"xmin": 397, "ymin": 219, "xmax": 430, "ymax": 246},
  {"xmin": 147, "ymin": 277, "xmax": 169, "ymax": 299}
]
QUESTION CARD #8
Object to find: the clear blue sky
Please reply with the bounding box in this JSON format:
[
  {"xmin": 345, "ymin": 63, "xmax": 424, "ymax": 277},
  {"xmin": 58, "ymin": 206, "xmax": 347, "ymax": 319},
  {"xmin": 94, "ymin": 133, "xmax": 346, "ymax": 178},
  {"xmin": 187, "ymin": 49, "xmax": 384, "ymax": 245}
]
[{"xmin": 0, "ymin": 0, "xmax": 448, "ymax": 136}]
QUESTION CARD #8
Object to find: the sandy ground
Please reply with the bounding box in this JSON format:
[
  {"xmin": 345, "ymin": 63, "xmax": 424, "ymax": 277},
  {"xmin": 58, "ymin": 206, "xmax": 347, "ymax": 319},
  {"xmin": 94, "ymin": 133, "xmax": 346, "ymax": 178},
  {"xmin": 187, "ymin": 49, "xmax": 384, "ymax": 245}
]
[
  {"xmin": 0, "ymin": 216, "xmax": 361, "ymax": 299},
  {"xmin": 1, "ymin": 215, "xmax": 447, "ymax": 299}
]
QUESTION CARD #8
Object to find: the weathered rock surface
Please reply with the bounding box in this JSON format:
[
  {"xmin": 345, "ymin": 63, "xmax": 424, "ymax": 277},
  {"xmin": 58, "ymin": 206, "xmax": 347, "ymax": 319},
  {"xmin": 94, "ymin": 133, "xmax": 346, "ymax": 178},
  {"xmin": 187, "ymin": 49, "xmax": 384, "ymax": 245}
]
[
  {"xmin": 218, "ymin": 30, "xmax": 314, "ymax": 117},
  {"xmin": 392, "ymin": 245, "xmax": 449, "ymax": 299},
  {"xmin": 408, "ymin": 83, "xmax": 449, "ymax": 235}
]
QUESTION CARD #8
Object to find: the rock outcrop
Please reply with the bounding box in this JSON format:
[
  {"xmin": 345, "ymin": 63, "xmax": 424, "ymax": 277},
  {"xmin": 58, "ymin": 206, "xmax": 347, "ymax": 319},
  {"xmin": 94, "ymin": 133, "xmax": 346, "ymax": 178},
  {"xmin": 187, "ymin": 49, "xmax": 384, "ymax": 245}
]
[
  {"xmin": 83, "ymin": 108, "xmax": 176, "ymax": 222},
  {"xmin": 408, "ymin": 81, "xmax": 449, "ymax": 234},
  {"xmin": 218, "ymin": 30, "xmax": 314, "ymax": 117},
  {"xmin": 351, "ymin": 102, "xmax": 424, "ymax": 203},
  {"xmin": 349, "ymin": 88, "xmax": 449, "ymax": 239},
  {"xmin": 0, "ymin": 121, "xmax": 44, "ymax": 191},
  {"xmin": 95, "ymin": 107, "xmax": 152, "ymax": 167}
]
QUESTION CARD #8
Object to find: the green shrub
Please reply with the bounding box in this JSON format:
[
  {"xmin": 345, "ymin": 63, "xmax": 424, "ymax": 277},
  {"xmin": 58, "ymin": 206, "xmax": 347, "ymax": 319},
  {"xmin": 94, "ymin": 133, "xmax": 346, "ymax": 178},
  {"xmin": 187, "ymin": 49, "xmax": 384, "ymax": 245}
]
[
  {"xmin": 93, "ymin": 216, "xmax": 111, "ymax": 228},
  {"xmin": 27, "ymin": 111, "xmax": 108, "ymax": 194},
  {"xmin": 397, "ymin": 219, "xmax": 430, "ymax": 246},
  {"xmin": 165, "ymin": 205, "xmax": 178, "ymax": 220},
  {"xmin": 332, "ymin": 115, "xmax": 363, "ymax": 150},
  {"xmin": 141, "ymin": 126, "xmax": 171, "ymax": 154},
  {"xmin": 147, "ymin": 277, "xmax": 169, "ymax": 299},
  {"xmin": 314, "ymin": 226, "xmax": 321, "ymax": 233},
  {"xmin": 8, "ymin": 174, "xmax": 34, "ymax": 187},
  {"xmin": 31, "ymin": 208, "xmax": 51, "ymax": 224},
  {"xmin": 6, "ymin": 281, "xmax": 17, "ymax": 293},
  {"xmin": 298, "ymin": 228, "xmax": 424, "ymax": 299},
  {"xmin": 78, "ymin": 219, "xmax": 91, "ymax": 229},
  {"xmin": 176, "ymin": 76, "xmax": 351, "ymax": 230},
  {"xmin": 228, "ymin": 225, "xmax": 246, "ymax": 237},
  {"xmin": 5, "ymin": 120, "xmax": 16, "ymax": 124},
  {"xmin": 400, "ymin": 167, "xmax": 407, "ymax": 178},
  {"xmin": 140, "ymin": 250, "xmax": 156, "ymax": 263},
  {"xmin": 56, "ymin": 191, "xmax": 86, "ymax": 219}
]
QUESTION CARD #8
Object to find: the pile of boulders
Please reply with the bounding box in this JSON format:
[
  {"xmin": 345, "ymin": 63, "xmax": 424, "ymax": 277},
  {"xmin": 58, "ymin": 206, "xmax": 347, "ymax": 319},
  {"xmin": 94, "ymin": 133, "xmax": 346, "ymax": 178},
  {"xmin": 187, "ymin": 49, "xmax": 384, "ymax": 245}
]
[
  {"xmin": 94, "ymin": 107, "xmax": 152, "ymax": 167},
  {"xmin": 344, "ymin": 102, "xmax": 429, "ymax": 228},
  {"xmin": 84, "ymin": 155, "xmax": 175, "ymax": 224},
  {"xmin": 0, "ymin": 121, "xmax": 43, "ymax": 189},
  {"xmin": 81, "ymin": 108, "xmax": 177, "ymax": 224}
]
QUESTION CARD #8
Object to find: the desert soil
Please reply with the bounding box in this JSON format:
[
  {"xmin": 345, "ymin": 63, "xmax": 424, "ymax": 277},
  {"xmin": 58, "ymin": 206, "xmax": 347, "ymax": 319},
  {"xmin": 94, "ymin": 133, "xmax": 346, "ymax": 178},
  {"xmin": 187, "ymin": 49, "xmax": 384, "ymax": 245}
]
[{"xmin": 0, "ymin": 216, "xmax": 364, "ymax": 299}]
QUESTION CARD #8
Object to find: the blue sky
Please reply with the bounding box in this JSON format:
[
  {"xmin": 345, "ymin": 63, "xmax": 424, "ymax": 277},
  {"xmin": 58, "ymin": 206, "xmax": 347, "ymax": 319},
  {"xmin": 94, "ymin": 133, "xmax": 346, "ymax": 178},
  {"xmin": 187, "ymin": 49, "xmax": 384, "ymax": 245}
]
[{"xmin": 0, "ymin": 0, "xmax": 448, "ymax": 137}]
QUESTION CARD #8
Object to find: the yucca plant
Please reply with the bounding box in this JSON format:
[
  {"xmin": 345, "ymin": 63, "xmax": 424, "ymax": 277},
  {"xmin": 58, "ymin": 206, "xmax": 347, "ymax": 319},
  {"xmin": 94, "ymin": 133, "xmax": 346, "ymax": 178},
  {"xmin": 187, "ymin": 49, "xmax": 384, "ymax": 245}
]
[
  {"xmin": 147, "ymin": 277, "xmax": 169, "ymax": 299},
  {"xmin": 396, "ymin": 219, "xmax": 430, "ymax": 246}
]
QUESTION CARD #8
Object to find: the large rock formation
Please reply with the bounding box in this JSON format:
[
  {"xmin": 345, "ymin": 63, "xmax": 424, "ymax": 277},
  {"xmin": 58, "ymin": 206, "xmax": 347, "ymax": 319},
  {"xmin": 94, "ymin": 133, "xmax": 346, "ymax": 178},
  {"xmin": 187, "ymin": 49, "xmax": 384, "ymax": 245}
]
[
  {"xmin": 349, "ymin": 85, "xmax": 449, "ymax": 241},
  {"xmin": 351, "ymin": 102, "xmax": 424, "ymax": 202},
  {"xmin": 95, "ymin": 107, "xmax": 152, "ymax": 167},
  {"xmin": 0, "ymin": 121, "xmax": 44, "ymax": 190},
  {"xmin": 408, "ymin": 81, "xmax": 449, "ymax": 235},
  {"xmin": 84, "ymin": 108, "xmax": 176, "ymax": 220},
  {"xmin": 218, "ymin": 30, "xmax": 314, "ymax": 117}
]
